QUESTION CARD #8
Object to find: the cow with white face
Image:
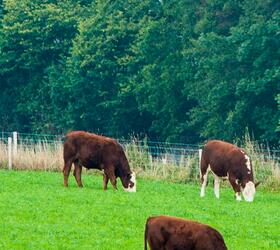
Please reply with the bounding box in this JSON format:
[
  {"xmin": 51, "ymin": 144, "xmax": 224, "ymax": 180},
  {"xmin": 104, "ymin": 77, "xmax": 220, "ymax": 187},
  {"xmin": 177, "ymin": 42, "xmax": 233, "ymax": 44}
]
[
  {"xmin": 63, "ymin": 131, "xmax": 136, "ymax": 192},
  {"xmin": 200, "ymin": 140, "xmax": 260, "ymax": 202},
  {"xmin": 123, "ymin": 172, "xmax": 136, "ymax": 192}
]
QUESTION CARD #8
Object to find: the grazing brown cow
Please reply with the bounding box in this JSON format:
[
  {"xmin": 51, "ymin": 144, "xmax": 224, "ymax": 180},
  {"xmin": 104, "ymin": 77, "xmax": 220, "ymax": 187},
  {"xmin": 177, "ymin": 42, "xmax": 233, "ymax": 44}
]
[
  {"xmin": 144, "ymin": 216, "xmax": 227, "ymax": 250},
  {"xmin": 200, "ymin": 140, "xmax": 260, "ymax": 202},
  {"xmin": 63, "ymin": 131, "xmax": 136, "ymax": 192}
]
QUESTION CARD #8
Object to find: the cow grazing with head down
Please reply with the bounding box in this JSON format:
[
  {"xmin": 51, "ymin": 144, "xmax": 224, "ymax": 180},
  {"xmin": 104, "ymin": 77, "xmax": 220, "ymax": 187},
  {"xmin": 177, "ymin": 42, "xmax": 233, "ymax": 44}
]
[
  {"xmin": 200, "ymin": 140, "xmax": 260, "ymax": 202},
  {"xmin": 144, "ymin": 215, "xmax": 227, "ymax": 250},
  {"xmin": 63, "ymin": 131, "xmax": 136, "ymax": 192}
]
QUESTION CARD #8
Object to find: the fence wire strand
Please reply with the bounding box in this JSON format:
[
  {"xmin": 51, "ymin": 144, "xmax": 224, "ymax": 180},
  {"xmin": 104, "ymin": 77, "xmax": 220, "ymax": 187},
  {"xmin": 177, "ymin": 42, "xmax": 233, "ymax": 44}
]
[{"xmin": 1, "ymin": 131, "xmax": 280, "ymax": 162}]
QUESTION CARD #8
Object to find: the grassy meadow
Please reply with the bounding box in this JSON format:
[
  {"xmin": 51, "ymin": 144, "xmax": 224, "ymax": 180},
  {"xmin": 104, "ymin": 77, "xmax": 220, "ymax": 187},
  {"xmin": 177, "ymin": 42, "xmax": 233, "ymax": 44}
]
[{"xmin": 0, "ymin": 170, "xmax": 279, "ymax": 250}]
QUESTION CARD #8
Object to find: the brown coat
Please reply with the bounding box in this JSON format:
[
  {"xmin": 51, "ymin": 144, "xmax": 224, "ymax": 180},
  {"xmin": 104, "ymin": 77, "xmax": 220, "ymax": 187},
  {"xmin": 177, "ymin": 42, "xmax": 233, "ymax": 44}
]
[
  {"xmin": 63, "ymin": 131, "xmax": 135, "ymax": 191},
  {"xmin": 200, "ymin": 140, "xmax": 259, "ymax": 201},
  {"xmin": 144, "ymin": 216, "xmax": 227, "ymax": 250}
]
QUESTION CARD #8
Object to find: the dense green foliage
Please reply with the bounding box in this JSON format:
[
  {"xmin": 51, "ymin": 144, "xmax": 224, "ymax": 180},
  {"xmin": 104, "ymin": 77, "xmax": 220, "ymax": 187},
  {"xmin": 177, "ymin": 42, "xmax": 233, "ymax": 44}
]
[
  {"xmin": 0, "ymin": 0, "xmax": 279, "ymax": 144},
  {"xmin": 0, "ymin": 170, "xmax": 279, "ymax": 249}
]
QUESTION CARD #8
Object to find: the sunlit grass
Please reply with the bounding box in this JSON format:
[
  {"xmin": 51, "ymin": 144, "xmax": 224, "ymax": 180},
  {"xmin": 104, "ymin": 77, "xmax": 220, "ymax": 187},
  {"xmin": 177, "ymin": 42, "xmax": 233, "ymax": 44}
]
[{"xmin": 0, "ymin": 170, "xmax": 279, "ymax": 250}]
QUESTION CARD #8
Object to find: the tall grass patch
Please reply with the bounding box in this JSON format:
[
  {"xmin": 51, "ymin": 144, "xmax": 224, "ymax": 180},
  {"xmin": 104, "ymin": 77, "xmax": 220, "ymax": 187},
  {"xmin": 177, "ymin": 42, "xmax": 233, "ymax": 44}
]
[
  {"xmin": 242, "ymin": 135, "xmax": 280, "ymax": 191},
  {"xmin": 0, "ymin": 136, "xmax": 279, "ymax": 189}
]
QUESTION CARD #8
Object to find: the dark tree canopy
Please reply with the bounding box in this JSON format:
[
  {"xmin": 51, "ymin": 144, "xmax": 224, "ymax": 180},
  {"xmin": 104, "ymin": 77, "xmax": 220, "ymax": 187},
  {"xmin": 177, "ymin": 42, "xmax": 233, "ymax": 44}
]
[{"xmin": 0, "ymin": 0, "xmax": 279, "ymax": 145}]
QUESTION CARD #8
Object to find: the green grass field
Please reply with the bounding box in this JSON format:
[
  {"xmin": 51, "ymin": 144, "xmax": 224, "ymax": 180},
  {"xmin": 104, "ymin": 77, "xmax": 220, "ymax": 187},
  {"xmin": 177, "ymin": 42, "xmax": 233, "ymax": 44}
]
[{"xmin": 0, "ymin": 170, "xmax": 279, "ymax": 250}]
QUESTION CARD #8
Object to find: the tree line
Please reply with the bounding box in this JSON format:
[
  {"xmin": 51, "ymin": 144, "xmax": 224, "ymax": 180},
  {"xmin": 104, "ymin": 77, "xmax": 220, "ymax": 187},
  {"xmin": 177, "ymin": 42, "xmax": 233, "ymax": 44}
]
[{"xmin": 0, "ymin": 0, "xmax": 279, "ymax": 145}]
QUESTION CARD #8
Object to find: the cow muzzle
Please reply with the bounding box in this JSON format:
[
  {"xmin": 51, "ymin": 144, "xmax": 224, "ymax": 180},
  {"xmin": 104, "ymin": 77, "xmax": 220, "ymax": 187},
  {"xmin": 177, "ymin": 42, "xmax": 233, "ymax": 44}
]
[
  {"xmin": 123, "ymin": 172, "xmax": 136, "ymax": 192},
  {"xmin": 242, "ymin": 181, "xmax": 255, "ymax": 202}
]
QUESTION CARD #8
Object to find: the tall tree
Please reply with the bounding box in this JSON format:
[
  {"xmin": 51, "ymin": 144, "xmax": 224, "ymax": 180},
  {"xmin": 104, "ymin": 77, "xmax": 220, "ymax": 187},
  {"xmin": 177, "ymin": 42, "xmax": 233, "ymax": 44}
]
[
  {"xmin": 186, "ymin": 0, "xmax": 280, "ymax": 144},
  {"xmin": 56, "ymin": 0, "xmax": 161, "ymax": 136},
  {"xmin": 0, "ymin": 0, "xmax": 278, "ymax": 144},
  {"xmin": 133, "ymin": 0, "xmax": 199, "ymax": 142},
  {"xmin": 0, "ymin": 0, "xmax": 79, "ymax": 132}
]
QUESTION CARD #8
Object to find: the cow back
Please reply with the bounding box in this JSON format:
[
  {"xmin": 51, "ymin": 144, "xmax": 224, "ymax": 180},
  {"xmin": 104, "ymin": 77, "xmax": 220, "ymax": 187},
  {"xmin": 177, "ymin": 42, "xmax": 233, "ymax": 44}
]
[
  {"xmin": 202, "ymin": 140, "xmax": 253, "ymax": 180},
  {"xmin": 145, "ymin": 216, "xmax": 227, "ymax": 250},
  {"xmin": 64, "ymin": 131, "xmax": 130, "ymax": 174}
]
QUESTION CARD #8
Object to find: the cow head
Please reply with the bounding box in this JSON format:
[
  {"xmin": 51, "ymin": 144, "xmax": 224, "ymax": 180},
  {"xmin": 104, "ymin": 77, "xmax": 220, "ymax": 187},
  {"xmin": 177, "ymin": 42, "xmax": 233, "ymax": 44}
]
[
  {"xmin": 242, "ymin": 181, "xmax": 260, "ymax": 202},
  {"xmin": 122, "ymin": 172, "xmax": 136, "ymax": 192}
]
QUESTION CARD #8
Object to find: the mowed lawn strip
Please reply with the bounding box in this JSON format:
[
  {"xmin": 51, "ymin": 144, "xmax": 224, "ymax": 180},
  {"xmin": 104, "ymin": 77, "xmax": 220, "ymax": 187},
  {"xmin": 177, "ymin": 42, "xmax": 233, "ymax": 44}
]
[{"xmin": 0, "ymin": 170, "xmax": 279, "ymax": 250}]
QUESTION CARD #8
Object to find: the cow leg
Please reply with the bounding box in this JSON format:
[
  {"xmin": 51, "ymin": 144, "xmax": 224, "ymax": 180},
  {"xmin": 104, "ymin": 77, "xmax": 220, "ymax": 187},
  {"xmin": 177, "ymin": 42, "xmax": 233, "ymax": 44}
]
[
  {"xmin": 105, "ymin": 166, "xmax": 117, "ymax": 190},
  {"xmin": 73, "ymin": 161, "xmax": 83, "ymax": 187},
  {"xmin": 200, "ymin": 163, "xmax": 209, "ymax": 198},
  {"xmin": 229, "ymin": 176, "xmax": 242, "ymax": 201},
  {"xmin": 63, "ymin": 161, "xmax": 72, "ymax": 187},
  {"xmin": 103, "ymin": 173, "xmax": 109, "ymax": 191},
  {"xmin": 109, "ymin": 175, "xmax": 117, "ymax": 190},
  {"xmin": 214, "ymin": 174, "xmax": 220, "ymax": 199}
]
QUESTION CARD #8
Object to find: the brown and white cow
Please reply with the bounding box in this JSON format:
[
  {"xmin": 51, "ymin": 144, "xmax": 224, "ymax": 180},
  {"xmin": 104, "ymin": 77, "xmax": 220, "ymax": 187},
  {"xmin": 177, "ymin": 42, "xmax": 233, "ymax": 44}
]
[
  {"xmin": 200, "ymin": 140, "xmax": 260, "ymax": 202},
  {"xmin": 144, "ymin": 215, "xmax": 227, "ymax": 250},
  {"xmin": 63, "ymin": 131, "xmax": 136, "ymax": 192}
]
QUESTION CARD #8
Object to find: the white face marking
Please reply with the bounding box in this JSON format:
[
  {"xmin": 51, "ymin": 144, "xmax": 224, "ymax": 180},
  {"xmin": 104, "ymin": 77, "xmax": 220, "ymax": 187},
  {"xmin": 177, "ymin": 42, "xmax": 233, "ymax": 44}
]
[
  {"xmin": 123, "ymin": 172, "xmax": 136, "ymax": 193},
  {"xmin": 242, "ymin": 181, "xmax": 255, "ymax": 202},
  {"xmin": 244, "ymin": 154, "xmax": 251, "ymax": 171}
]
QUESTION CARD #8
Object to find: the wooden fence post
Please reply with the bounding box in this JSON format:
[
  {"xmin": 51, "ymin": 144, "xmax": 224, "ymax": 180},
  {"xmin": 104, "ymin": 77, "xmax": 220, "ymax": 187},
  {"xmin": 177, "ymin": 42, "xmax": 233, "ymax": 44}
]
[
  {"xmin": 13, "ymin": 131, "xmax": 17, "ymax": 156},
  {"xmin": 8, "ymin": 137, "xmax": 12, "ymax": 170}
]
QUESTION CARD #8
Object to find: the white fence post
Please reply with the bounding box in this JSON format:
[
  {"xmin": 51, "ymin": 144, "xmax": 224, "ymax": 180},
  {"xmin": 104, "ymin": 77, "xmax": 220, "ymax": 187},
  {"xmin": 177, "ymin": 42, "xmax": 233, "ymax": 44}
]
[
  {"xmin": 8, "ymin": 137, "xmax": 12, "ymax": 170},
  {"xmin": 13, "ymin": 131, "xmax": 17, "ymax": 156},
  {"xmin": 149, "ymin": 155, "xmax": 153, "ymax": 167},
  {"xmin": 198, "ymin": 149, "xmax": 202, "ymax": 167}
]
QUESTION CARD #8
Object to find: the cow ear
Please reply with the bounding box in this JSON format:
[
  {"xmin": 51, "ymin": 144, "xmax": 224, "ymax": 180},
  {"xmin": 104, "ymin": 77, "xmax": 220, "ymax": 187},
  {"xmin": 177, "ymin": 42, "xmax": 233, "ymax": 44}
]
[{"xmin": 255, "ymin": 181, "xmax": 261, "ymax": 188}]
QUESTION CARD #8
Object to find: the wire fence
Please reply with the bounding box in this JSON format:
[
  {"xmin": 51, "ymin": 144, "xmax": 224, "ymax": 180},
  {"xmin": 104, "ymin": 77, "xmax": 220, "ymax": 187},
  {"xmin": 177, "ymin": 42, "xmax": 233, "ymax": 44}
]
[
  {"xmin": 1, "ymin": 131, "xmax": 280, "ymax": 164},
  {"xmin": 1, "ymin": 131, "xmax": 279, "ymax": 188}
]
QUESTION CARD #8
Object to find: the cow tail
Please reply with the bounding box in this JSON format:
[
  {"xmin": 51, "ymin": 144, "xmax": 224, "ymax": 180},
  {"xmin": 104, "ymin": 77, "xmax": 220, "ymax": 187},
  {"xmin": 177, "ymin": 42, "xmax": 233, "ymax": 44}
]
[{"xmin": 144, "ymin": 219, "xmax": 149, "ymax": 250}]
